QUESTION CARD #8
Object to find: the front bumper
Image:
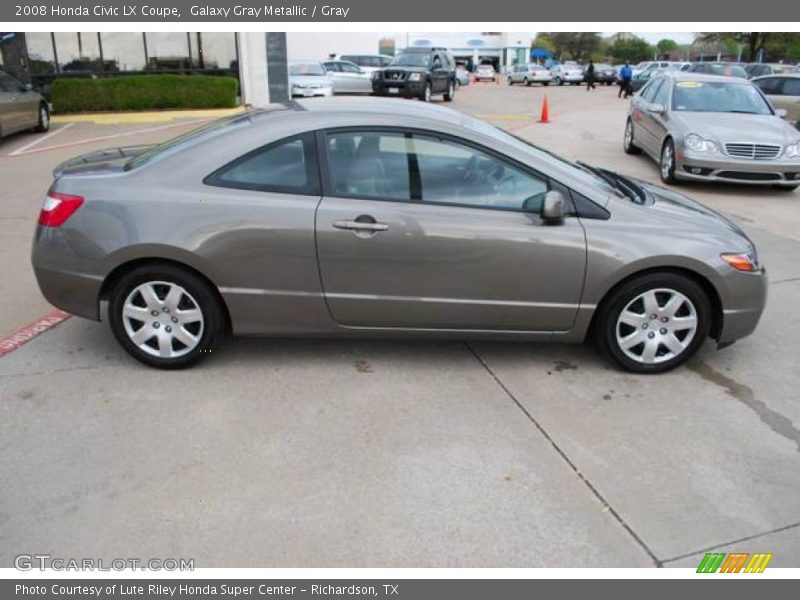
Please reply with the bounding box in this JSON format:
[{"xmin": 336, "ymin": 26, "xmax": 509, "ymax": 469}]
[
  {"xmin": 717, "ymin": 267, "xmax": 768, "ymax": 345},
  {"xmin": 677, "ymin": 151, "xmax": 800, "ymax": 186},
  {"xmin": 372, "ymin": 80, "xmax": 427, "ymax": 98}
]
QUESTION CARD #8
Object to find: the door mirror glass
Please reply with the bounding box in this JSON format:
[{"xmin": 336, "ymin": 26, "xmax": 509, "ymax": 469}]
[
  {"xmin": 648, "ymin": 103, "xmax": 666, "ymax": 114},
  {"xmin": 775, "ymin": 107, "xmax": 788, "ymax": 119},
  {"xmin": 540, "ymin": 190, "xmax": 566, "ymax": 222}
]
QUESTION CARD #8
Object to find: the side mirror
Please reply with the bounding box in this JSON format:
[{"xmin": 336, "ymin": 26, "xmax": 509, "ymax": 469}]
[
  {"xmin": 24, "ymin": 83, "xmax": 33, "ymax": 91},
  {"xmin": 541, "ymin": 190, "xmax": 566, "ymax": 222},
  {"xmin": 775, "ymin": 108, "xmax": 788, "ymax": 119},
  {"xmin": 648, "ymin": 103, "xmax": 666, "ymax": 114}
]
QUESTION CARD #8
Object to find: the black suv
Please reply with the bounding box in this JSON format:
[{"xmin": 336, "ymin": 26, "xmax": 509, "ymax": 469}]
[{"xmin": 372, "ymin": 47, "xmax": 456, "ymax": 102}]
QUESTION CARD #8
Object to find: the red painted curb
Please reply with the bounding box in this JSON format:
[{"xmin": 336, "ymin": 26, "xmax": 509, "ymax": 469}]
[{"xmin": 0, "ymin": 310, "xmax": 72, "ymax": 357}]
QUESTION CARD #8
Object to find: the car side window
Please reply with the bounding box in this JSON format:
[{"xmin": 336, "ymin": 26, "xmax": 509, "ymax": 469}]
[
  {"xmin": 205, "ymin": 133, "xmax": 319, "ymax": 195},
  {"xmin": 327, "ymin": 131, "xmax": 412, "ymax": 201},
  {"xmin": 341, "ymin": 63, "xmax": 360, "ymax": 73},
  {"xmin": 411, "ymin": 135, "xmax": 549, "ymax": 211},
  {"xmin": 323, "ymin": 62, "xmax": 339, "ymax": 72},
  {"xmin": 0, "ymin": 72, "xmax": 24, "ymax": 92},
  {"xmin": 642, "ymin": 79, "xmax": 663, "ymax": 102},
  {"xmin": 781, "ymin": 78, "xmax": 800, "ymax": 96},
  {"xmin": 652, "ymin": 79, "xmax": 670, "ymax": 106},
  {"xmin": 754, "ymin": 76, "xmax": 781, "ymax": 94}
]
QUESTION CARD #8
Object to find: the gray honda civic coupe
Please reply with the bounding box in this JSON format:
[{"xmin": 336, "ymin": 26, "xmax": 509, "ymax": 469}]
[{"xmin": 32, "ymin": 98, "xmax": 767, "ymax": 373}]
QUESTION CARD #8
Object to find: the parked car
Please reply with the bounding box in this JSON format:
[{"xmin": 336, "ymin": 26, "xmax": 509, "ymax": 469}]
[
  {"xmin": 624, "ymin": 71, "xmax": 800, "ymax": 189},
  {"xmin": 321, "ymin": 60, "xmax": 372, "ymax": 94},
  {"xmin": 588, "ymin": 63, "xmax": 618, "ymax": 85},
  {"xmin": 455, "ymin": 66, "xmax": 471, "ymax": 87},
  {"xmin": 475, "ymin": 63, "xmax": 497, "ymax": 82},
  {"xmin": 629, "ymin": 62, "xmax": 684, "ymax": 92},
  {"xmin": 745, "ymin": 63, "xmax": 793, "ymax": 79},
  {"xmin": 752, "ymin": 73, "xmax": 800, "ymax": 127},
  {"xmin": 372, "ymin": 47, "xmax": 456, "ymax": 102},
  {"xmin": 507, "ymin": 64, "xmax": 552, "ymax": 86},
  {"xmin": 289, "ymin": 61, "xmax": 333, "ymax": 97},
  {"xmin": 549, "ymin": 64, "xmax": 584, "ymax": 85},
  {"xmin": 685, "ymin": 62, "xmax": 747, "ymax": 78},
  {"xmin": 32, "ymin": 98, "xmax": 767, "ymax": 373},
  {"xmin": 0, "ymin": 70, "xmax": 50, "ymax": 138},
  {"xmin": 337, "ymin": 54, "xmax": 393, "ymax": 74}
]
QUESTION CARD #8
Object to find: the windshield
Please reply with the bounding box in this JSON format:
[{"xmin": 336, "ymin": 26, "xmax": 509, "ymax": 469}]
[
  {"xmin": 290, "ymin": 62, "xmax": 326, "ymax": 76},
  {"xmin": 672, "ymin": 81, "xmax": 772, "ymax": 114},
  {"xmin": 390, "ymin": 53, "xmax": 430, "ymax": 67}
]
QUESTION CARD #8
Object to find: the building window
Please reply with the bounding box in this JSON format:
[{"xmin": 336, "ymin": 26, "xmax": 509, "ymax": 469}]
[
  {"xmin": 53, "ymin": 32, "xmax": 102, "ymax": 73},
  {"xmin": 144, "ymin": 32, "xmax": 191, "ymax": 70},
  {"xmin": 99, "ymin": 32, "xmax": 146, "ymax": 72},
  {"xmin": 194, "ymin": 33, "xmax": 238, "ymax": 71},
  {"xmin": 25, "ymin": 32, "xmax": 57, "ymax": 75}
]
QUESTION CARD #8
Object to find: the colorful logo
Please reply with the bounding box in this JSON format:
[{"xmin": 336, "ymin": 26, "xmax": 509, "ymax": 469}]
[{"xmin": 696, "ymin": 552, "xmax": 773, "ymax": 573}]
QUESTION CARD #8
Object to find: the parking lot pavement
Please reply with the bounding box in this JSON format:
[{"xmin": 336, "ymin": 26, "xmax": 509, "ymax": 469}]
[{"xmin": 1, "ymin": 86, "xmax": 799, "ymax": 567}]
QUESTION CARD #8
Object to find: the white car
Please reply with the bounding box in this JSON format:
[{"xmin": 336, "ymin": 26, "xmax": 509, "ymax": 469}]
[
  {"xmin": 507, "ymin": 64, "xmax": 552, "ymax": 86},
  {"xmin": 475, "ymin": 64, "xmax": 497, "ymax": 81},
  {"xmin": 289, "ymin": 61, "xmax": 333, "ymax": 98},
  {"xmin": 549, "ymin": 64, "xmax": 584, "ymax": 85},
  {"xmin": 337, "ymin": 54, "xmax": 393, "ymax": 75},
  {"xmin": 322, "ymin": 60, "xmax": 372, "ymax": 94}
]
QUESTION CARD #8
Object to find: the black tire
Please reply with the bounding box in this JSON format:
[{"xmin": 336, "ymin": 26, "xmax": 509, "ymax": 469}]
[
  {"xmin": 660, "ymin": 138, "xmax": 678, "ymax": 185},
  {"xmin": 623, "ymin": 118, "xmax": 640, "ymax": 155},
  {"xmin": 772, "ymin": 184, "xmax": 798, "ymax": 191},
  {"xmin": 594, "ymin": 272, "xmax": 711, "ymax": 374},
  {"xmin": 420, "ymin": 82, "xmax": 432, "ymax": 102},
  {"xmin": 443, "ymin": 79, "xmax": 456, "ymax": 102},
  {"xmin": 109, "ymin": 264, "xmax": 225, "ymax": 369},
  {"xmin": 524, "ymin": 77, "xmax": 530, "ymax": 86},
  {"xmin": 543, "ymin": 82, "xmax": 550, "ymax": 86},
  {"xmin": 34, "ymin": 102, "xmax": 50, "ymax": 133},
  {"xmin": 507, "ymin": 76, "xmax": 514, "ymax": 86}
]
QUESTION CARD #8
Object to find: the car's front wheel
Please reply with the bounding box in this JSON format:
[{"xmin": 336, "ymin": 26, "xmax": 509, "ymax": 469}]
[
  {"xmin": 34, "ymin": 103, "xmax": 50, "ymax": 133},
  {"xmin": 660, "ymin": 138, "xmax": 678, "ymax": 184},
  {"xmin": 109, "ymin": 264, "xmax": 225, "ymax": 369},
  {"xmin": 420, "ymin": 82, "xmax": 432, "ymax": 102},
  {"xmin": 443, "ymin": 80, "xmax": 456, "ymax": 102},
  {"xmin": 594, "ymin": 272, "xmax": 711, "ymax": 373}
]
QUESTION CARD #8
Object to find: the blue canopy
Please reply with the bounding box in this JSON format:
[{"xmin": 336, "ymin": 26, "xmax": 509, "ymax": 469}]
[{"xmin": 530, "ymin": 48, "xmax": 553, "ymax": 59}]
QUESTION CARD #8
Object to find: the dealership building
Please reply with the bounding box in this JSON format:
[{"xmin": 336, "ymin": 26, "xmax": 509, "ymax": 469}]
[{"xmin": 0, "ymin": 31, "xmax": 534, "ymax": 106}]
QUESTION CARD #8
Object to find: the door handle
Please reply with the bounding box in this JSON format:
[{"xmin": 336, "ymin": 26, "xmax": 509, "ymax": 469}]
[{"xmin": 332, "ymin": 220, "xmax": 389, "ymax": 232}]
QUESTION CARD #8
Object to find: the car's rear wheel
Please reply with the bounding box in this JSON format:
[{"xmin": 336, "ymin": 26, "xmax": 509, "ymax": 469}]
[
  {"xmin": 623, "ymin": 118, "xmax": 640, "ymax": 154},
  {"xmin": 34, "ymin": 103, "xmax": 50, "ymax": 133},
  {"xmin": 443, "ymin": 80, "xmax": 456, "ymax": 102},
  {"xmin": 524, "ymin": 77, "xmax": 530, "ymax": 86},
  {"xmin": 507, "ymin": 76, "xmax": 513, "ymax": 85},
  {"xmin": 109, "ymin": 264, "xmax": 225, "ymax": 369},
  {"xmin": 660, "ymin": 138, "xmax": 678, "ymax": 184},
  {"xmin": 594, "ymin": 272, "xmax": 711, "ymax": 373}
]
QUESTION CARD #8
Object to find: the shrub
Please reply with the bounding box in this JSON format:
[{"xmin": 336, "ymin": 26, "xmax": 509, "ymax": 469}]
[{"xmin": 51, "ymin": 74, "xmax": 239, "ymax": 113}]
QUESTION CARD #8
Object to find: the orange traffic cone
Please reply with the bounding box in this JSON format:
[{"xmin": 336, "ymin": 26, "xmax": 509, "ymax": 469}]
[{"xmin": 538, "ymin": 94, "xmax": 550, "ymax": 123}]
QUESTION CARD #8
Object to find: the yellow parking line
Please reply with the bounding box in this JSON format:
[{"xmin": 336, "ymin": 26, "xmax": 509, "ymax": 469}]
[{"xmin": 51, "ymin": 107, "xmax": 246, "ymax": 125}]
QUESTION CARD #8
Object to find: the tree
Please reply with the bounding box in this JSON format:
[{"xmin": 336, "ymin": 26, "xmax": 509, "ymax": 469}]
[
  {"xmin": 608, "ymin": 36, "xmax": 653, "ymax": 64},
  {"xmin": 656, "ymin": 38, "xmax": 678, "ymax": 58},
  {"xmin": 531, "ymin": 33, "xmax": 555, "ymax": 54},
  {"xmin": 539, "ymin": 32, "xmax": 601, "ymax": 61}
]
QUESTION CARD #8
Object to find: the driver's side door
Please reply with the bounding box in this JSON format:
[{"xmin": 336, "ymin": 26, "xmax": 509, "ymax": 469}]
[{"xmin": 315, "ymin": 129, "xmax": 588, "ymax": 331}]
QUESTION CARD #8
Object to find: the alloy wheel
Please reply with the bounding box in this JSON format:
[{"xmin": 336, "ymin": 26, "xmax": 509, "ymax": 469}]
[
  {"xmin": 615, "ymin": 288, "xmax": 698, "ymax": 365},
  {"xmin": 661, "ymin": 143, "xmax": 675, "ymax": 181},
  {"xmin": 40, "ymin": 106, "xmax": 49, "ymax": 129},
  {"xmin": 121, "ymin": 280, "xmax": 204, "ymax": 358}
]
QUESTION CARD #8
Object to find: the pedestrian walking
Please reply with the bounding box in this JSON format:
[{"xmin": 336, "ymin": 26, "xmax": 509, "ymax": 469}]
[
  {"xmin": 619, "ymin": 62, "xmax": 633, "ymax": 98},
  {"xmin": 585, "ymin": 60, "xmax": 596, "ymax": 90}
]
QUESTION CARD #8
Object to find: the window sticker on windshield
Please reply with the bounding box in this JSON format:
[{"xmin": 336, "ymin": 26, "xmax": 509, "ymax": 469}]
[{"xmin": 676, "ymin": 81, "xmax": 703, "ymax": 88}]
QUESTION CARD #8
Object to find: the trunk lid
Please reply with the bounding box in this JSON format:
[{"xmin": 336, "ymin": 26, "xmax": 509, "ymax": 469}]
[{"xmin": 52, "ymin": 145, "xmax": 155, "ymax": 178}]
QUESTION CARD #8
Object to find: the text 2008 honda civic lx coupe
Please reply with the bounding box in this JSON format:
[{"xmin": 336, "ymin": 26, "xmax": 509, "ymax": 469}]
[{"xmin": 32, "ymin": 99, "xmax": 767, "ymax": 372}]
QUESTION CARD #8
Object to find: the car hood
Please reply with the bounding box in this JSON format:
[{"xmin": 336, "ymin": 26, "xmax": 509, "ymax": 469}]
[
  {"xmin": 634, "ymin": 177, "xmax": 752, "ymax": 242},
  {"xmin": 670, "ymin": 111, "xmax": 800, "ymax": 145},
  {"xmin": 52, "ymin": 145, "xmax": 155, "ymax": 178},
  {"xmin": 290, "ymin": 75, "xmax": 332, "ymax": 85}
]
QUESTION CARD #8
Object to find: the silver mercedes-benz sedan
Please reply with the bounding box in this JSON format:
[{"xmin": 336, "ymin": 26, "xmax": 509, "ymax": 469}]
[
  {"xmin": 625, "ymin": 71, "xmax": 800, "ymax": 189},
  {"xmin": 32, "ymin": 98, "xmax": 767, "ymax": 372}
]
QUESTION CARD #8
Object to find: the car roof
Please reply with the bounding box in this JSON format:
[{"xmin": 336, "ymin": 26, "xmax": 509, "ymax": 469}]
[
  {"xmin": 290, "ymin": 97, "xmax": 464, "ymax": 124},
  {"xmin": 662, "ymin": 71, "xmax": 753, "ymax": 84}
]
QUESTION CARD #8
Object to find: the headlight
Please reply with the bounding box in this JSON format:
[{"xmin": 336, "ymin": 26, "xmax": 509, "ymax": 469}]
[
  {"xmin": 685, "ymin": 134, "xmax": 717, "ymax": 153},
  {"xmin": 720, "ymin": 252, "xmax": 759, "ymax": 272},
  {"xmin": 408, "ymin": 73, "xmax": 422, "ymax": 82},
  {"xmin": 785, "ymin": 143, "xmax": 800, "ymax": 158}
]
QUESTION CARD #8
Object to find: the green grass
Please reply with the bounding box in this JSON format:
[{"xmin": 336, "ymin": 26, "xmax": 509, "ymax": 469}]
[{"xmin": 51, "ymin": 74, "xmax": 239, "ymax": 113}]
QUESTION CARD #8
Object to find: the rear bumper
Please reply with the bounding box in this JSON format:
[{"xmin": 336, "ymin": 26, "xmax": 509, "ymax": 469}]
[
  {"xmin": 677, "ymin": 151, "xmax": 800, "ymax": 186},
  {"xmin": 31, "ymin": 227, "xmax": 104, "ymax": 321}
]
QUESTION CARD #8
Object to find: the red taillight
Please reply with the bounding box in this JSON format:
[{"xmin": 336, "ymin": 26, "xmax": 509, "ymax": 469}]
[{"xmin": 38, "ymin": 192, "xmax": 84, "ymax": 227}]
